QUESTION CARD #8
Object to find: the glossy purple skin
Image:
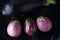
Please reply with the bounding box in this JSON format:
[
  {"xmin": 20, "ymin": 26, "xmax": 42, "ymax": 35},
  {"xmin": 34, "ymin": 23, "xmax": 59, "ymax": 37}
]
[
  {"xmin": 24, "ymin": 19, "xmax": 36, "ymax": 36},
  {"xmin": 37, "ymin": 16, "xmax": 52, "ymax": 32},
  {"xmin": 7, "ymin": 20, "xmax": 22, "ymax": 37}
]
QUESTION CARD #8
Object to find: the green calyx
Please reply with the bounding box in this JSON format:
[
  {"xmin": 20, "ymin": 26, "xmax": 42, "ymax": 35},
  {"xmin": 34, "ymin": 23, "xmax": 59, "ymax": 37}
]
[
  {"xmin": 25, "ymin": 18, "xmax": 33, "ymax": 21},
  {"xmin": 44, "ymin": 0, "xmax": 56, "ymax": 6},
  {"xmin": 37, "ymin": 16, "xmax": 42, "ymax": 19},
  {"xmin": 14, "ymin": 19, "xmax": 20, "ymax": 23},
  {"xmin": 37, "ymin": 16, "xmax": 42, "ymax": 21}
]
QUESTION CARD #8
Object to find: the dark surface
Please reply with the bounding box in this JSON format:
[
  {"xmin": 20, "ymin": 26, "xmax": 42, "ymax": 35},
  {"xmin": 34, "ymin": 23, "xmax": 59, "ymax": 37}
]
[{"xmin": 0, "ymin": 0, "xmax": 60, "ymax": 40}]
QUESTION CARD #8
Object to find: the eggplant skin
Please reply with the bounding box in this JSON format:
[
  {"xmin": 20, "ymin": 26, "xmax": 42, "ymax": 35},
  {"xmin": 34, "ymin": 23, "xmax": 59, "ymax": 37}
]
[
  {"xmin": 10, "ymin": 0, "xmax": 46, "ymax": 5},
  {"xmin": 7, "ymin": 20, "xmax": 22, "ymax": 37},
  {"xmin": 10, "ymin": 0, "xmax": 46, "ymax": 12},
  {"xmin": 37, "ymin": 16, "xmax": 52, "ymax": 32},
  {"xmin": 24, "ymin": 18, "xmax": 36, "ymax": 36}
]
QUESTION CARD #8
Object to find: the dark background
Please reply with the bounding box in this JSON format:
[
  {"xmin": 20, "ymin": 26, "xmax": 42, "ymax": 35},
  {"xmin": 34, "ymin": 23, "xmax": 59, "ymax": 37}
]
[{"xmin": 0, "ymin": 0, "xmax": 60, "ymax": 40}]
